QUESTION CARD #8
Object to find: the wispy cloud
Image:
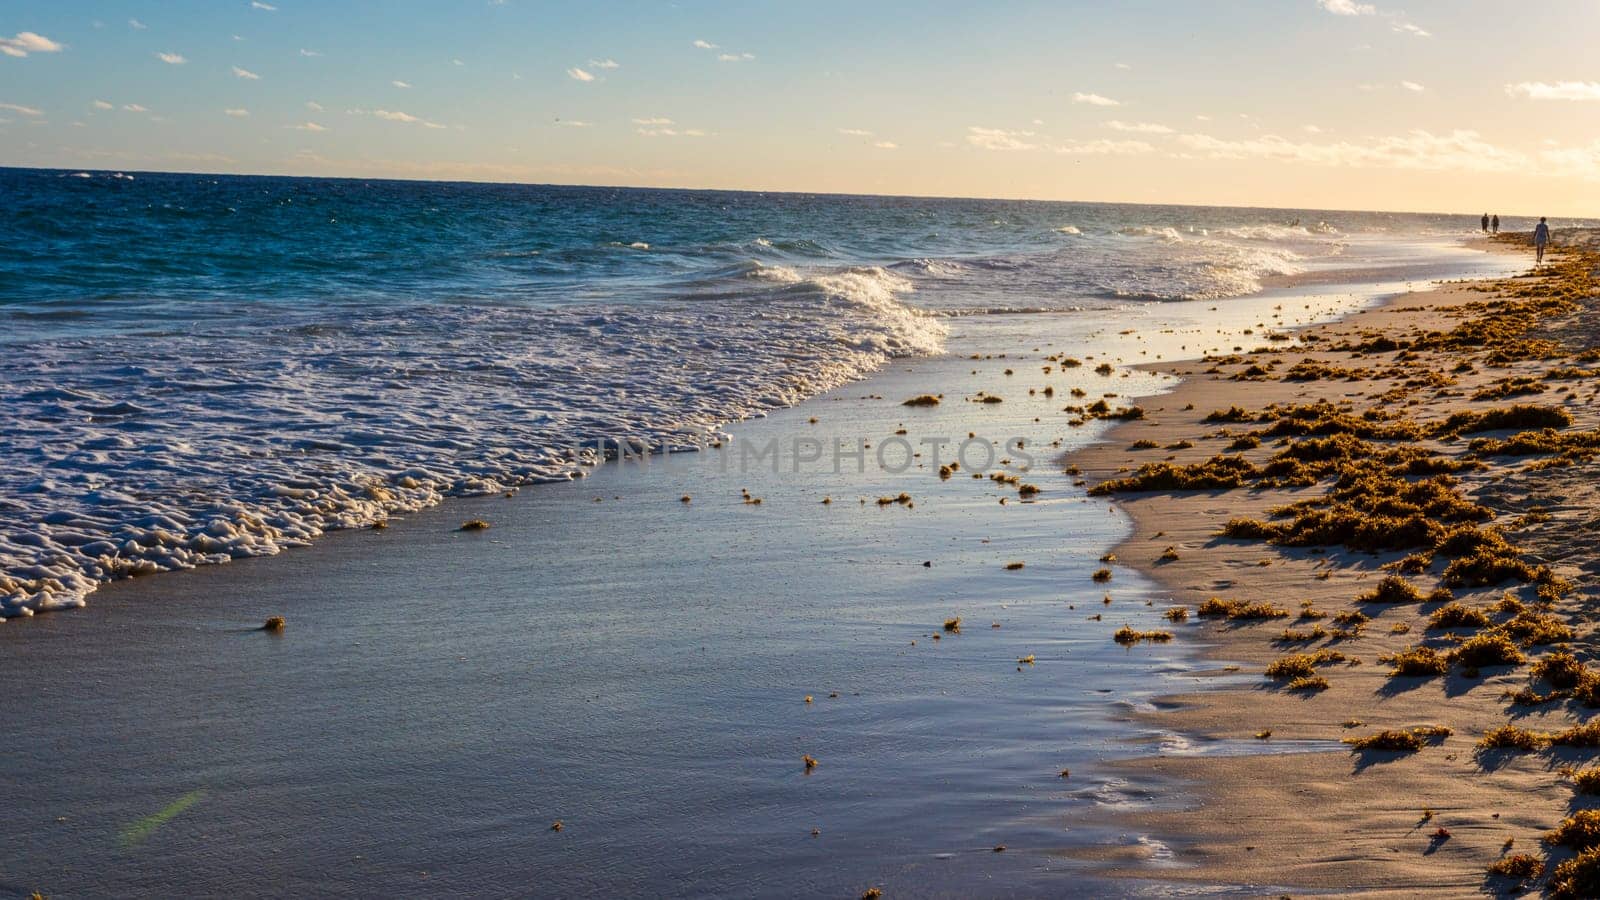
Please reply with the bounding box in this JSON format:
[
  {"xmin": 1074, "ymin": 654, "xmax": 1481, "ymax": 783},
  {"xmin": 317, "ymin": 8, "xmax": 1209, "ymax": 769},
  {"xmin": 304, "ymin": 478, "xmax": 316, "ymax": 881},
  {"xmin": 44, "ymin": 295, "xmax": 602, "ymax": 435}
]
[
  {"xmin": 0, "ymin": 31, "xmax": 64, "ymax": 58},
  {"xmin": 1316, "ymin": 0, "xmax": 1429, "ymax": 38},
  {"xmin": 566, "ymin": 67, "xmax": 594, "ymax": 82},
  {"xmin": 1072, "ymin": 92, "xmax": 1121, "ymax": 107},
  {"xmin": 1506, "ymin": 81, "xmax": 1600, "ymax": 101},
  {"xmin": 1114, "ymin": 62, "xmax": 1131, "ymax": 70},
  {"xmin": 967, "ymin": 126, "xmax": 1037, "ymax": 151},
  {"xmin": 123, "ymin": 103, "xmax": 149, "ymax": 113},
  {"xmin": 634, "ymin": 117, "xmax": 673, "ymax": 126},
  {"xmin": 1400, "ymin": 80, "xmax": 1425, "ymax": 91},
  {"xmin": 634, "ymin": 117, "xmax": 703, "ymax": 137},
  {"xmin": 692, "ymin": 39, "xmax": 717, "ymax": 49},
  {"xmin": 232, "ymin": 66, "xmax": 261, "ymax": 79},
  {"xmin": 92, "ymin": 99, "xmax": 113, "ymax": 110},
  {"xmin": 718, "ymin": 52, "xmax": 755, "ymax": 62},
  {"xmin": 838, "ymin": 128, "xmax": 873, "ymax": 136},
  {"xmin": 1176, "ymin": 129, "xmax": 1523, "ymax": 174},
  {"xmin": 1317, "ymin": 0, "xmax": 1375, "ymax": 14},
  {"xmin": 299, "ymin": 48, "xmax": 322, "ymax": 57},
  {"xmin": 556, "ymin": 119, "xmax": 592, "ymax": 127},
  {"xmin": 224, "ymin": 107, "xmax": 250, "ymax": 117},
  {"xmin": 391, "ymin": 79, "xmax": 411, "ymax": 88},
  {"xmin": 251, "ymin": 1, "xmax": 277, "ymax": 10},
  {"xmin": 589, "ymin": 58, "xmax": 619, "ymax": 69},
  {"xmin": 872, "ymin": 140, "xmax": 897, "ymax": 149},
  {"xmin": 306, "ymin": 100, "xmax": 324, "ymax": 111},
  {"xmin": 0, "ymin": 102, "xmax": 43, "ymax": 116},
  {"xmin": 129, "ymin": 19, "xmax": 147, "ymax": 30},
  {"xmin": 1106, "ymin": 120, "xmax": 1172, "ymax": 134},
  {"xmin": 369, "ymin": 109, "xmax": 447, "ymax": 128},
  {"xmin": 288, "ymin": 121, "xmax": 326, "ymax": 131},
  {"xmin": 1055, "ymin": 139, "xmax": 1153, "ymax": 155},
  {"xmin": 157, "ymin": 51, "xmax": 187, "ymax": 64}
]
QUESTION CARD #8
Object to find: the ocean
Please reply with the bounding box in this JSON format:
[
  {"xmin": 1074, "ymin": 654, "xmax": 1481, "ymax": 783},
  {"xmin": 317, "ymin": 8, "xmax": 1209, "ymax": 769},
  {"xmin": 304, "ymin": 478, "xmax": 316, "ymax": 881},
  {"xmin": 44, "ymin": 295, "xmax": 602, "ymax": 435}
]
[{"xmin": 0, "ymin": 167, "xmax": 1553, "ymax": 619}]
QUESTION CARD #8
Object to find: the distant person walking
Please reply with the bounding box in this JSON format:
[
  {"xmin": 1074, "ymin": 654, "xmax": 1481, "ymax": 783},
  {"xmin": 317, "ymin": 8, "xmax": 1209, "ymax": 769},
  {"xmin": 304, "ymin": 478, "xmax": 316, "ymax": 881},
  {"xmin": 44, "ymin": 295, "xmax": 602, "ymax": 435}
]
[
  {"xmin": 1491, "ymin": 214, "xmax": 1500, "ymax": 234},
  {"xmin": 1534, "ymin": 217, "xmax": 1551, "ymax": 265},
  {"xmin": 1482, "ymin": 212, "xmax": 1490, "ymax": 233}
]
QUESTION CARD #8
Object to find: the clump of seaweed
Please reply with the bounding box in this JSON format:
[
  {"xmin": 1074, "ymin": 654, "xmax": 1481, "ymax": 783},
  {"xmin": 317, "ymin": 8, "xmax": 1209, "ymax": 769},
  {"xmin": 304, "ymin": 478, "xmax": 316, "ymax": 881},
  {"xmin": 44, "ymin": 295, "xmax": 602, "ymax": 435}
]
[
  {"xmin": 1344, "ymin": 729, "xmax": 1425, "ymax": 752},
  {"xmin": 262, "ymin": 616, "xmax": 286, "ymax": 632},
  {"xmin": 1551, "ymin": 847, "xmax": 1600, "ymax": 900},
  {"xmin": 1092, "ymin": 568, "xmax": 1112, "ymax": 582},
  {"xmin": 459, "ymin": 519, "xmax": 491, "ymax": 531},
  {"xmin": 1358, "ymin": 576, "xmax": 1445, "ymax": 605},
  {"xmin": 1427, "ymin": 603, "xmax": 1490, "ymax": 630},
  {"xmin": 1265, "ymin": 649, "xmax": 1344, "ymax": 679},
  {"xmin": 1434, "ymin": 404, "xmax": 1572, "ymax": 437},
  {"xmin": 1196, "ymin": 597, "xmax": 1290, "ymax": 620},
  {"xmin": 1089, "ymin": 455, "xmax": 1259, "ymax": 495},
  {"xmin": 1487, "ymin": 853, "xmax": 1545, "ymax": 882},
  {"xmin": 902, "ymin": 395, "xmax": 941, "ymax": 407},
  {"xmin": 1163, "ymin": 606, "xmax": 1189, "ymax": 623},
  {"xmin": 1113, "ymin": 626, "xmax": 1173, "ymax": 645},
  {"xmin": 1482, "ymin": 723, "xmax": 1549, "ymax": 751},
  {"xmin": 1384, "ymin": 645, "xmax": 1449, "ymax": 677},
  {"xmin": 1500, "ymin": 610, "xmax": 1575, "ymax": 646},
  {"xmin": 1533, "ymin": 651, "xmax": 1589, "ymax": 690},
  {"xmin": 1287, "ymin": 674, "xmax": 1330, "ymax": 691},
  {"xmin": 1450, "ymin": 633, "xmax": 1526, "ymax": 669},
  {"xmin": 1548, "ymin": 810, "xmax": 1600, "ymax": 852}
]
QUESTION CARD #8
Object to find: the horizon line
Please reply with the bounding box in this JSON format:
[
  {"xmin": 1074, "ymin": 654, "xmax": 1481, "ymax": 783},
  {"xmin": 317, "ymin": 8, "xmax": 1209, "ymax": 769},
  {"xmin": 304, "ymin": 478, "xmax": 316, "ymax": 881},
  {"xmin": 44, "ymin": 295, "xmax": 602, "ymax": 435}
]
[{"xmin": 0, "ymin": 164, "xmax": 1574, "ymax": 223}]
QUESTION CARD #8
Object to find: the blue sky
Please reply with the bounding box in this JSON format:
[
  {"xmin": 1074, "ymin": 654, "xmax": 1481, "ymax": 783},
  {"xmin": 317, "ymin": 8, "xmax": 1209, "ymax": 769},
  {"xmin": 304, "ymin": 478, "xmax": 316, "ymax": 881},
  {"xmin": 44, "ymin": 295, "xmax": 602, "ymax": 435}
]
[{"xmin": 4, "ymin": 1, "xmax": 1600, "ymax": 213}]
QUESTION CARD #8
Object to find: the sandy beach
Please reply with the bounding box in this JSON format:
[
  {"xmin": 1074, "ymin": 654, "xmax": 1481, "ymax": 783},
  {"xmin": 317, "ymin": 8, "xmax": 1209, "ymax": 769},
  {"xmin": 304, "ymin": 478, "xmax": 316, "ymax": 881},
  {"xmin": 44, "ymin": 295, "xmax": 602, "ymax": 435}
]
[{"xmin": 1072, "ymin": 230, "xmax": 1600, "ymax": 897}]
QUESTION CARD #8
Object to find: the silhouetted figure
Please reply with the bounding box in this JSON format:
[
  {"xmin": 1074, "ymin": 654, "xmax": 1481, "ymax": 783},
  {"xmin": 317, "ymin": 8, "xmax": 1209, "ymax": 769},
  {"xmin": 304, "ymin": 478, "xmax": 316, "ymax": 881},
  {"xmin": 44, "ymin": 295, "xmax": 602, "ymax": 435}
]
[
  {"xmin": 1491, "ymin": 214, "xmax": 1499, "ymax": 234},
  {"xmin": 1534, "ymin": 217, "xmax": 1550, "ymax": 265},
  {"xmin": 1482, "ymin": 212, "xmax": 1490, "ymax": 233}
]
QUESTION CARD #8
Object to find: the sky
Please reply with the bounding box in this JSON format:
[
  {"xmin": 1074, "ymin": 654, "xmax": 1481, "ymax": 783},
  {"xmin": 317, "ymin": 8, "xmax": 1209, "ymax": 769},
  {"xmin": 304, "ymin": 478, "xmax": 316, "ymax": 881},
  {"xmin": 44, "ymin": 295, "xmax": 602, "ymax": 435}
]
[{"xmin": 3, "ymin": 0, "xmax": 1600, "ymax": 215}]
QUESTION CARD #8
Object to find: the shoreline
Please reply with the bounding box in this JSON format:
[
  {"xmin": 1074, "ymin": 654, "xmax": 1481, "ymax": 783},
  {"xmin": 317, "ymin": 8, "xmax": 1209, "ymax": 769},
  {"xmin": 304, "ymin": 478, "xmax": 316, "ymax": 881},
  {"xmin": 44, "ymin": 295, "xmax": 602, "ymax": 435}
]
[
  {"xmin": 1068, "ymin": 231, "xmax": 1600, "ymax": 895},
  {"xmin": 0, "ymin": 235, "xmax": 1529, "ymax": 897}
]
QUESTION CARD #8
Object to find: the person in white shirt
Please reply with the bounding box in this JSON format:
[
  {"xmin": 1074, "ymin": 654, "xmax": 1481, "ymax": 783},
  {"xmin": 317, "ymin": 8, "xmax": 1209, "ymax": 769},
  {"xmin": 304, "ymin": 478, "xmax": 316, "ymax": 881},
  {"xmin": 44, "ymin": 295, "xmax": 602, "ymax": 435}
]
[{"xmin": 1534, "ymin": 217, "xmax": 1551, "ymax": 265}]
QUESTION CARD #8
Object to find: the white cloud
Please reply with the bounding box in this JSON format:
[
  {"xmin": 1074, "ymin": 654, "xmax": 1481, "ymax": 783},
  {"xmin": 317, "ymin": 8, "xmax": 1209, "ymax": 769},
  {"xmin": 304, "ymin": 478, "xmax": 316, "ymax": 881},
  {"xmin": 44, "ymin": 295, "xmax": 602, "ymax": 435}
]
[
  {"xmin": 1072, "ymin": 92, "xmax": 1120, "ymax": 107},
  {"xmin": 1055, "ymin": 138, "xmax": 1153, "ymax": 155},
  {"xmin": 1318, "ymin": 0, "xmax": 1376, "ymax": 15},
  {"xmin": 692, "ymin": 39, "xmax": 717, "ymax": 49},
  {"xmin": 0, "ymin": 31, "xmax": 64, "ymax": 58},
  {"xmin": 289, "ymin": 121, "xmax": 326, "ymax": 131},
  {"xmin": 92, "ymin": 99, "xmax": 114, "ymax": 110},
  {"xmin": 838, "ymin": 128, "xmax": 872, "ymax": 136},
  {"xmin": 590, "ymin": 58, "xmax": 619, "ymax": 69},
  {"xmin": 556, "ymin": 119, "xmax": 592, "ymax": 127},
  {"xmin": 633, "ymin": 117, "xmax": 673, "ymax": 125},
  {"xmin": 1176, "ymin": 129, "xmax": 1525, "ymax": 174},
  {"xmin": 1303, "ymin": 124, "xmax": 1323, "ymax": 133},
  {"xmin": 1114, "ymin": 62, "xmax": 1131, "ymax": 70},
  {"xmin": 0, "ymin": 102, "xmax": 43, "ymax": 116},
  {"xmin": 1106, "ymin": 120, "xmax": 1172, "ymax": 134},
  {"xmin": 300, "ymin": 48, "xmax": 322, "ymax": 57},
  {"xmin": 1195, "ymin": 114, "xmax": 1212, "ymax": 121},
  {"xmin": 566, "ymin": 67, "xmax": 594, "ymax": 82},
  {"xmin": 306, "ymin": 100, "xmax": 324, "ymax": 111},
  {"xmin": 369, "ymin": 109, "xmax": 447, "ymax": 128},
  {"xmin": 636, "ymin": 119, "xmax": 703, "ymax": 137},
  {"xmin": 251, "ymin": 1, "xmax": 277, "ymax": 9},
  {"xmin": 1506, "ymin": 81, "xmax": 1600, "ymax": 101},
  {"xmin": 967, "ymin": 126, "xmax": 1037, "ymax": 151},
  {"xmin": 391, "ymin": 79, "xmax": 411, "ymax": 88},
  {"xmin": 872, "ymin": 140, "xmax": 897, "ymax": 149},
  {"xmin": 157, "ymin": 51, "xmax": 187, "ymax": 64},
  {"xmin": 1317, "ymin": 1, "xmax": 1429, "ymax": 37},
  {"xmin": 232, "ymin": 66, "xmax": 261, "ymax": 80},
  {"xmin": 123, "ymin": 103, "xmax": 149, "ymax": 112},
  {"xmin": 452, "ymin": 58, "xmax": 464, "ymax": 66},
  {"xmin": 1401, "ymin": 80, "xmax": 1425, "ymax": 91},
  {"xmin": 129, "ymin": 19, "xmax": 147, "ymax": 30},
  {"xmin": 718, "ymin": 52, "xmax": 755, "ymax": 62},
  {"xmin": 224, "ymin": 107, "xmax": 250, "ymax": 117}
]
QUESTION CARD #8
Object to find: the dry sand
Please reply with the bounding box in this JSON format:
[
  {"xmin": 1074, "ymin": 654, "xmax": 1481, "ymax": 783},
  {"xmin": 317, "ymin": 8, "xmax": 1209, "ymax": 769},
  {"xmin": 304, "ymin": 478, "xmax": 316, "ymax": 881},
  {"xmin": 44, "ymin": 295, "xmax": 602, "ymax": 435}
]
[{"xmin": 1069, "ymin": 232, "xmax": 1600, "ymax": 897}]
